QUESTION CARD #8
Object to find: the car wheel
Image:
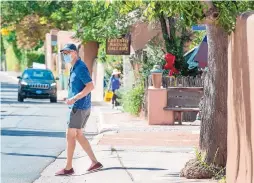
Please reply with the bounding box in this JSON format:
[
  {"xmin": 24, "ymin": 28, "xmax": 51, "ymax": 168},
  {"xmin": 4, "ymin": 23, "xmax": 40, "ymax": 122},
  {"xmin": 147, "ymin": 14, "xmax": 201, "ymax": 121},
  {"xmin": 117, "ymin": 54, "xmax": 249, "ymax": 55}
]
[
  {"xmin": 18, "ymin": 94, "xmax": 24, "ymax": 102},
  {"xmin": 50, "ymin": 97, "xmax": 57, "ymax": 103}
]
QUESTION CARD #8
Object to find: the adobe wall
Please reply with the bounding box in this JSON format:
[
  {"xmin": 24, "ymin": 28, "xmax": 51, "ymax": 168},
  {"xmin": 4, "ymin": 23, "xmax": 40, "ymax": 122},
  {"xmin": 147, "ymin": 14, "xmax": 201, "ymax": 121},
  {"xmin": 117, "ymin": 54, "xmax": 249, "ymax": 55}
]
[
  {"xmin": 227, "ymin": 12, "xmax": 254, "ymax": 183},
  {"xmin": 130, "ymin": 22, "xmax": 162, "ymax": 53},
  {"xmin": 78, "ymin": 41, "xmax": 99, "ymax": 75},
  {"xmin": 56, "ymin": 31, "xmax": 80, "ymax": 76},
  {"xmin": 56, "ymin": 31, "xmax": 98, "ymax": 76},
  {"xmin": 45, "ymin": 29, "xmax": 59, "ymax": 71}
]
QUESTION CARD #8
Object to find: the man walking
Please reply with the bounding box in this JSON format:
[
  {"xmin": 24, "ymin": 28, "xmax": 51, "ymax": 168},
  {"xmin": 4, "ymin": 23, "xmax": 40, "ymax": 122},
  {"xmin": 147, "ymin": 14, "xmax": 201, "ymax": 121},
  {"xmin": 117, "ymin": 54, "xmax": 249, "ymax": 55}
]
[{"xmin": 56, "ymin": 44, "xmax": 102, "ymax": 176}]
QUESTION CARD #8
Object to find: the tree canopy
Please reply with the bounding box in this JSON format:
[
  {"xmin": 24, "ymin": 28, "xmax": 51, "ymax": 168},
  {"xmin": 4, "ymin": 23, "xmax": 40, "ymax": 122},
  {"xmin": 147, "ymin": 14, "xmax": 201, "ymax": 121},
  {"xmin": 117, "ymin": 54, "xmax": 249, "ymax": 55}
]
[
  {"xmin": 116, "ymin": 1, "xmax": 254, "ymax": 33},
  {"xmin": 1, "ymin": 1, "xmax": 132, "ymax": 49}
]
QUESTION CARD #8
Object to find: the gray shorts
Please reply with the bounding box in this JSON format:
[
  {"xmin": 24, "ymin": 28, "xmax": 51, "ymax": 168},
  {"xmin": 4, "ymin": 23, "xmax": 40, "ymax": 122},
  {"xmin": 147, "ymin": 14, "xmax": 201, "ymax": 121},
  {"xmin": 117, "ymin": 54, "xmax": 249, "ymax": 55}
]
[{"xmin": 68, "ymin": 108, "xmax": 91, "ymax": 129}]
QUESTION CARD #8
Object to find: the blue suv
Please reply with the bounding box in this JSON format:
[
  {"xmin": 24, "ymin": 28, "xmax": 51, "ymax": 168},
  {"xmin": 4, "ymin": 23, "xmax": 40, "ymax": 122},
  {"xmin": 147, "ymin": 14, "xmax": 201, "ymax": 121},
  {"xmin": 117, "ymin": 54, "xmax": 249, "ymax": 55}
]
[{"xmin": 17, "ymin": 68, "xmax": 59, "ymax": 103}]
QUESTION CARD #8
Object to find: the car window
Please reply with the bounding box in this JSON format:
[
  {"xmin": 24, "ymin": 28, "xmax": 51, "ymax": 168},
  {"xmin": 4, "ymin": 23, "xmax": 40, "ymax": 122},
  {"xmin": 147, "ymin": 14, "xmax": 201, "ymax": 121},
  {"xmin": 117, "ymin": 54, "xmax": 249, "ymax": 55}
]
[
  {"xmin": 22, "ymin": 72, "xmax": 30, "ymax": 79},
  {"xmin": 22, "ymin": 70, "xmax": 54, "ymax": 80}
]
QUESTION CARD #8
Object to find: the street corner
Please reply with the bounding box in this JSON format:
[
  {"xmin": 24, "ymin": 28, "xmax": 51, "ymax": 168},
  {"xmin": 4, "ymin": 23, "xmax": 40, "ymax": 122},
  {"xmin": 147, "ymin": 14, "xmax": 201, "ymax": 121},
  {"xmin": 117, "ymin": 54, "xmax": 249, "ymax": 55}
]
[
  {"xmin": 97, "ymin": 123, "xmax": 119, "ymax": 134},
  {"xmin": 97, "ymin": 131, "xmax": 199, "ymax": 147},
  {"xmin": 97, "ymin": 109, "xmax": 120, "ymax": 134},
  {"xmin": 101, "ymin": 110, "xmax": 144, "ymax": 126},
  {"xmin": 96, "ymin": 107, "xmax": 147, "ymax": 134}
]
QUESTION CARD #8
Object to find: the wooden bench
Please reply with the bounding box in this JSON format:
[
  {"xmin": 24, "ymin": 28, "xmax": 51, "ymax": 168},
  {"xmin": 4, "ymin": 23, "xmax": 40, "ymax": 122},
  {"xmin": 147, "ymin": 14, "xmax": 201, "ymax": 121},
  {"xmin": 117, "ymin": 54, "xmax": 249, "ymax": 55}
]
[{"xmin": 163, "ymin": 87, "xmax": 203, "ymax": 125}]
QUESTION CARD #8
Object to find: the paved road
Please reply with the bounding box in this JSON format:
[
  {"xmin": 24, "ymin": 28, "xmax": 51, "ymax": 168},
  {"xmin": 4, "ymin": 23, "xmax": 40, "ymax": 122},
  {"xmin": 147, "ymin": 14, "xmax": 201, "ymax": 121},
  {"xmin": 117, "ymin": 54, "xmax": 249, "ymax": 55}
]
[{"xmin": 0, "ymin": 72, "xmax": 98, "ymax": 183}]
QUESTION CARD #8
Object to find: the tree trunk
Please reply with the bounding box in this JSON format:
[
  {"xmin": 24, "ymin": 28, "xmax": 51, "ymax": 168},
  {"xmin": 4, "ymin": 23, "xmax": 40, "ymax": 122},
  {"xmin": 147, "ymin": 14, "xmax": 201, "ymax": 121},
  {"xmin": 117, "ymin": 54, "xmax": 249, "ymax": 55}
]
[
  {"xmin": 200, "ymin": 24, "xmax": 228, "ymax": 167},
  {"xmin": 159, "ymin": 13, "xmax": 170, "ymax": 53}
]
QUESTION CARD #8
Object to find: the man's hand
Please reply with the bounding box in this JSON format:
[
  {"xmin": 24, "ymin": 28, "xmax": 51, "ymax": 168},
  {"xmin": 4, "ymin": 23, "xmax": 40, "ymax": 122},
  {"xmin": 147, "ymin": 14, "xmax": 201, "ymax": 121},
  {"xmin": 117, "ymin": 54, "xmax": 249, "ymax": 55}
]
[{"xmin": 65, "ymin": 98, "xmax": 76, "ymax": 105}]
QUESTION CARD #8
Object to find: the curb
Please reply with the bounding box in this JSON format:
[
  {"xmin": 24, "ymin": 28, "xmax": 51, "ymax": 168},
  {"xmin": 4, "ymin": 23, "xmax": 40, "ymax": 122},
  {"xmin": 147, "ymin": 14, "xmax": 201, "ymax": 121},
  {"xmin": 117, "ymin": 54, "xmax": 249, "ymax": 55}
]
[{"xmin": 97, "ymin": 108, "xmax": 119, "ymax": 134}]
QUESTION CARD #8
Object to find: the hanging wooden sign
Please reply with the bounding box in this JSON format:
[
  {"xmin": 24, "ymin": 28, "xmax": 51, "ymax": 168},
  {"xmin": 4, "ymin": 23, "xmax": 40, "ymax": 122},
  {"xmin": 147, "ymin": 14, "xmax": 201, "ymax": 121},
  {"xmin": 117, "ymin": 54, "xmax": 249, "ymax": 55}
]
[{"xmin": 106, "ymin": 34, "xmax": 131, "ymax": 55}]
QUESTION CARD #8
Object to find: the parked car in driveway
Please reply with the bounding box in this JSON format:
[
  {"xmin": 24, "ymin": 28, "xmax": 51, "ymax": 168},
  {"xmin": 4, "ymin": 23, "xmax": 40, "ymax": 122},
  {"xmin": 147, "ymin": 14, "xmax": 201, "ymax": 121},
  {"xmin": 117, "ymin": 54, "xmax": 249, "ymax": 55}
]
[{"xmin": 17, "ymin": 68, "xmax": 59, "ymax": 103}]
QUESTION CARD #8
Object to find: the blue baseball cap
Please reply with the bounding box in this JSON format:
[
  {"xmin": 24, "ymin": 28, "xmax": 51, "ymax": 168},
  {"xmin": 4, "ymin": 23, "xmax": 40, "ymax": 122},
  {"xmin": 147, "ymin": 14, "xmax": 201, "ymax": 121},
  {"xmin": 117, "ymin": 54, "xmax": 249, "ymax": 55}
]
[{"xmin": 60, "ymin": 43, "xmax": 77, "ymax": 52}]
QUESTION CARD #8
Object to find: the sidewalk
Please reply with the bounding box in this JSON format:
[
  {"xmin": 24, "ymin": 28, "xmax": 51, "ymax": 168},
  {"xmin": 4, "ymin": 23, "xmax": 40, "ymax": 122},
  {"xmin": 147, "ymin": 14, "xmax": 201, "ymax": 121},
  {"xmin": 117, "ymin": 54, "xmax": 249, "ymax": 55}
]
[{"xmin": 34, "ymin": 104, "xmax": 217, "ymax": 183}]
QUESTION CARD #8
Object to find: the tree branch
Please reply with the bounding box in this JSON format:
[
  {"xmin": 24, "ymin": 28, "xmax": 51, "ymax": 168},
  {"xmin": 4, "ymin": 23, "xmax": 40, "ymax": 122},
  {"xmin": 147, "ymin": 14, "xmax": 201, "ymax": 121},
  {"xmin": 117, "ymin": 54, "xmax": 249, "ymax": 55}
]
[
  {"xmin": 159, "ymin": 13, "xmax": 170, "ymax": 53},
  {"xmin": 200, "ymin": 1, "xmax": 219, "ymax": 24}
]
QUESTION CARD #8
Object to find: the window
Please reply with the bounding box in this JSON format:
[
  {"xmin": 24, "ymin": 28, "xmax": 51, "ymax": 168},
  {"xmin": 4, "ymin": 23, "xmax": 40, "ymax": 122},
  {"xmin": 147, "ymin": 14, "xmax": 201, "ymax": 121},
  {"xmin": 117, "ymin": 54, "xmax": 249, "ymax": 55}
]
[{"xmin": 23, "ymin": 70, "xmax": 54, "ymax": 80}]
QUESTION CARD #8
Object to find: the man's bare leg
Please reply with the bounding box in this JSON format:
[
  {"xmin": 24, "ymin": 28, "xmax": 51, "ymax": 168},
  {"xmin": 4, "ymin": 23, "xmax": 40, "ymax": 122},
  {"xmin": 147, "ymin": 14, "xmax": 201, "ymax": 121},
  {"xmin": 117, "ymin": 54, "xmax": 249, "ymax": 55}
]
[
  {"xmin": 76, "ymin": 129, "xmax": 98, "ymax": 164},
  {"xmin": 65, "ymin": 128, "xmax": 77, "ymax": 170}
]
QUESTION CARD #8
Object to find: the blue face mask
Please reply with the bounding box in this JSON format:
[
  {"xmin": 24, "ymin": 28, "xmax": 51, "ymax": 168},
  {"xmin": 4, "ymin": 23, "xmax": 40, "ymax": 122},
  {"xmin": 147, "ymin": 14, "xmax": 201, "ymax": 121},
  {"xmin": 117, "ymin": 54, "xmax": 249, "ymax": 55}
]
[{"xmin": 63, "ymin": 54, "xmax": 72, "ymax": 63}]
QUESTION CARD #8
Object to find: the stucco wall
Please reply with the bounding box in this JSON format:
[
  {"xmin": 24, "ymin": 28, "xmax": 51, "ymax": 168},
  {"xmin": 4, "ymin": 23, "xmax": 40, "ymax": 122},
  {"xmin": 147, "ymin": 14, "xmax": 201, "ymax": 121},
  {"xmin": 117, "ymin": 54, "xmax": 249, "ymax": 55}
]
[
  {"xmin": 79, "ymin": 41, "xmax": 99, "ymax": 75},
  {"xmin": 57, "ymin": 31, "xmax": 80, "ymax": 75},
  {"xmin": 147, "ymin": 87, "xmax": 174, "ymax": 125},
  {"xmin": 227, "ymin": 12, "xmax": 254, "ymax": 183},
  {"xmin": 45, "ymin": 33, "xmax": 52, "ymax": 70},
  {"xmin": 130, "ymin": 22, "xmax": 162, "ymax": 53}
]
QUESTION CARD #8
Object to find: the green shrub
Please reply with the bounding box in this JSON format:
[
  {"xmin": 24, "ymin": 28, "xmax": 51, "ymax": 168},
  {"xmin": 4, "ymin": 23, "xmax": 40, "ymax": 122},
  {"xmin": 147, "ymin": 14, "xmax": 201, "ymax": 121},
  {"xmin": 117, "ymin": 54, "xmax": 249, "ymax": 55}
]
[
  {"xmin": 218, "ymin": 177, "xmax": 226, "ymax": 183},
  {"xmin": 121, "ymin": 82, "xmax": 144, "ymax": 116},
  {"xmin": 6, "ymin": 45, "xmax": 20, "ymax": 71},
  {"xmin": 195, "ymin": 148, "xmax": 226, "ymax": 180},
  {"xmin": 26, "ymin": 52, "xmax": 45, "ymax": 67}
]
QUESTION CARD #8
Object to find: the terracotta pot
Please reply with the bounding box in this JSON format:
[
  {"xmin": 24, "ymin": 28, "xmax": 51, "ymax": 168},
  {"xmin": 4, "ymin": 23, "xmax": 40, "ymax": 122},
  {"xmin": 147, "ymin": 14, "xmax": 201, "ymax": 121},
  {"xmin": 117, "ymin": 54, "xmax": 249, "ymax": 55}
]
[{"xmin": 151, "ymin": 73, "xmax": 162, "ymax": 88}]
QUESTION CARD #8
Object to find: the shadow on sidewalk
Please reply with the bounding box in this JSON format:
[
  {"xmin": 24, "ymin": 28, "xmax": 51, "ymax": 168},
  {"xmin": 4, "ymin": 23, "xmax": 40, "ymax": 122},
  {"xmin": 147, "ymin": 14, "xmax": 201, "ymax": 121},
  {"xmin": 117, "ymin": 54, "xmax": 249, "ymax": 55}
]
[
  {"xmin": 1, "ymin": 129, "xmax": 98, "ymax": 138},
  {"xmin": 102, "ymin": 167, "xmax": 167, "ymax": 171},
  {"xmin": 1, "ymin": 89, "xmax": 18, "ymax": 93},
  {"xmin": 1, "ymin": 152, "xmax": 59, "ymax": 159},
  {"xmin": 1, "ymin": 129, "xmax": 66, "ymax": 138},
  {"xmin": 1, "ymin": 114, "xmax": 55, "ymax": 117},
  {"xmin": 72, "ymin": 166, "xmax": 167, "ymax": 176},
  {"xmin": 1, "ymin": 152, "xmax": 89, "ymax": 160},
  {"xmin": 1, "ymin": 82, "xmax": 18, "ymax": 89},
  {"xmin": 162, "ymin": 172, "xmax": 180, "ymax": 177},
  {"xmin": 0, "ymin": 100, "xmax": 64, "ymax": 105}
]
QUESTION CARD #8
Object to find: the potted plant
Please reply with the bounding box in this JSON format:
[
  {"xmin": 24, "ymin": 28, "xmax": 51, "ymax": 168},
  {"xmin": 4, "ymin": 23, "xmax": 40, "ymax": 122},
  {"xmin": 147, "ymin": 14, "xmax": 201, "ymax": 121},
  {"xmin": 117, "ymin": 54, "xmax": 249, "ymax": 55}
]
[{"xmin": 150, "ymin": 65, "xmax": 163, "ymax": 88}]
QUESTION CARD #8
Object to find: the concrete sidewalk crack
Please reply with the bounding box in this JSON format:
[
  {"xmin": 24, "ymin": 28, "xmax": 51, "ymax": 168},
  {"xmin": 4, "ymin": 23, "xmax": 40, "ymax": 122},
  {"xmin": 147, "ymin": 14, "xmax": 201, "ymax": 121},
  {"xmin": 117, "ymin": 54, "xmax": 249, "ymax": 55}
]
[
  {"xmin": 15, "ymin": 109, "xmax": 40, "ymax": 128},
  {"xmin": 111, "ymin": 147, "xmax": 134, "ymax": 182}
]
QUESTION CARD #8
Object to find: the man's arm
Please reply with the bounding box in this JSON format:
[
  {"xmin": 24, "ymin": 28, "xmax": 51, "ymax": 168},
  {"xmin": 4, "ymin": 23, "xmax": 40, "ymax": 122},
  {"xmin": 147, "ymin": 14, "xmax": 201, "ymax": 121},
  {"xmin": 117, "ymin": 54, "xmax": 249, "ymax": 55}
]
[
  {"xmin": 66, "ymin": 82, "xmax": 94, "ymax": 105},
  {"xmin": 73, "ymin": 81, "xmax": 94, "ymax": 101}
]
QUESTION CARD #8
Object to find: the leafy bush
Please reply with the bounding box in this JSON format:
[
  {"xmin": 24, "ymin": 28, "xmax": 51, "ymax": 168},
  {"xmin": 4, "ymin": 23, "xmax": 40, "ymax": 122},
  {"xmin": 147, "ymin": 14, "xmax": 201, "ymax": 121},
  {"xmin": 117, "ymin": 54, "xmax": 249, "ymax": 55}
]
[
  {"xmin": 121, "ymin": 82, "xmax": 144, "ymax": 116},
  {"xmin": 141, "ymin": 41, "xmax": 166, "ymax": 78},
  {"xmin": 3, "ymin": 31, "xmax": 45, "ymax": 71},
  {"xmin": 26, "ymin": 52, "xmax": 45, "ymax": 67},
  {"xmin": 189, "ymin": 31, "xmax": 206, "ymax": 50},
  {"xmin": 5, "ymin": 45, "xmax": 20, "ymax": 71},
  {"xmin": 218, "ymin": 177, "xmax": 226, "ymax": 183}
]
